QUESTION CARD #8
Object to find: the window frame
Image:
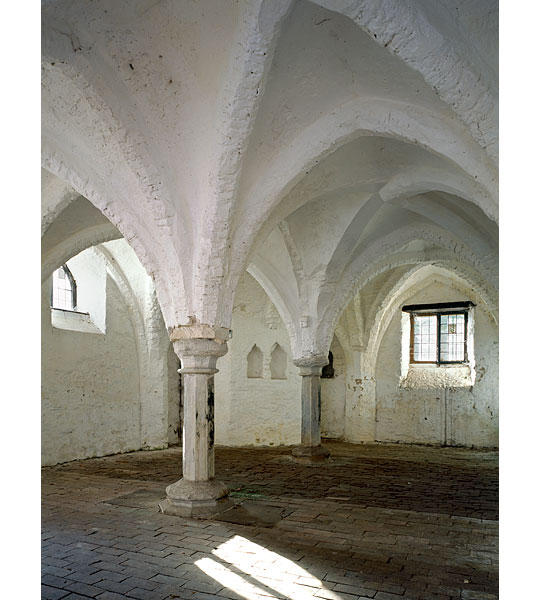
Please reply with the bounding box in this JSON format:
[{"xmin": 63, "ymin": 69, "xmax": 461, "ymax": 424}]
[
  {"xmin": 409, "ymin": 311, "xmax": 468, "ymax": 365},
  {"xmin": 50, "ymin": 264, "xmax": 78, "ymax": 312},
  {"xmin": 403, "ymin": 302, "xmax": 474, "ymax": 366}
]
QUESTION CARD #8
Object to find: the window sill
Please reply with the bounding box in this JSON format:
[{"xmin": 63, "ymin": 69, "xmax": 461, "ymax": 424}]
[
  {"xmin": 400, "ymin": 363, "xmax": 473, "ymax": 389},
  {"xmin": 51, "ymin": 308, "xmax": 105, "ymax": 335},
  {"xmin": 409, "ymin": 362, "xmax": 469, "ymax": 368},
  {"xmin": 50, "ymin": 307, "xmax": 89, "ymax": 316}
]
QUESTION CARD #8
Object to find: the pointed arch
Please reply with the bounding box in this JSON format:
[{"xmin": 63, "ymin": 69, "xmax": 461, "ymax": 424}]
[
  {"xmin": 247, "ymin": 345, "xmax": 264, "ymax": 379},
  {"xmin": 270, "ymin": 343, "xmax": 288, "ymax": 380}
]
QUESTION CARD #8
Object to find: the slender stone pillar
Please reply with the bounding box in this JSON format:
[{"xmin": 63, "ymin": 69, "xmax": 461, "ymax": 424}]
[
  {"xmin": 292, "ymin": 357, "xmax": 330, "ymax": 461},
  {"xmin": 159, "ymin": 337, "xmax": 230, "ymax": 517}
]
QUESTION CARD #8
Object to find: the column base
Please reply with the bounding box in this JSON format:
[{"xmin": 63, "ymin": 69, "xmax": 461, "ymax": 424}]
[
  {"xmin": 159, "ymin": 478, "xmax": 232, "ymax": 518},
  {"xmin": 292, "ymin": 445, "xmax": 331, "ymax": 462}
]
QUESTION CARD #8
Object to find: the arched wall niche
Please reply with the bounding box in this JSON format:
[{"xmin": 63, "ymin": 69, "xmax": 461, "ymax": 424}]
[
  {"xmin": 247, "ymin": 345, "xmax": 264, "ymax": 378},
  {"xmin": 270, "ymin": 343, "xmax": 288, "ymax": 380}
]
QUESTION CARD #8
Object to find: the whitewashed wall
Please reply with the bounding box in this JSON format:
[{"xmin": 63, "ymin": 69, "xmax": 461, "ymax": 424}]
[
  {"xmin": 42, "ymin": 243, "xmax": 181, "ymax": 465},
  {"xmin": 214, "ymin": 272, "xmax": 302, "ymax": 446},
  {"xmin": 374, "ymin": 281, "xmax": 498, "ymax": 447},
  {"xmin": 42, "ymin": 275, "xmax": 141, "ymax": 465}
]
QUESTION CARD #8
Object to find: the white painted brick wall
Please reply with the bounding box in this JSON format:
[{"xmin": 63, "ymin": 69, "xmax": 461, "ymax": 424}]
[{"xmin": 375, "ymin": 281, "xmax": 498, "ymax": 447}]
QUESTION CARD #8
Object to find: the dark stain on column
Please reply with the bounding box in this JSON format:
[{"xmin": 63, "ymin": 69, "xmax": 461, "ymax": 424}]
[
  {"xmin": 317, "ymin": 378, "xmax": 322, "ymax": 425},
  {"xmin": 207, "ymin": 376, "xmax": 215, "ymax": 450}
]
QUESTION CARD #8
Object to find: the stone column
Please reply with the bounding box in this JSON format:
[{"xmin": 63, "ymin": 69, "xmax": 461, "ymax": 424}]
[
  {"xmin": 292, "ymin": 357, "xmax": 330, "ymax": 461},
  {"xmin": 159, "ymin": 337, "xmax": 230, "ymax": 518}
]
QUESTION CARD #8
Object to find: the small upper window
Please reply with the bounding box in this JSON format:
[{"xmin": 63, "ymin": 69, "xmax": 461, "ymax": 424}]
[
  {"xmin": 403, "ymin": 302, "xmax": 474, "ymax": 365},
  {"xmin": 51, "ymin": 265, "xmax": 77, "ymax": 311}
]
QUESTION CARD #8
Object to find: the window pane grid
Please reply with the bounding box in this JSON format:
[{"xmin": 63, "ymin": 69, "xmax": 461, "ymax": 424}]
[
  {"xmin": 52, "ymin": 266, "xmax": 75, "ymax": 311},
  {"xmin": 412, "ymin": 315, "xmax": 437, "ymax": 362},
  {"xmin": 439, "ymin": 314, "xmax": 465, "ymax": 362},
  {"xmin": 410, "ymin": 312, "xmax": 467, "ymax": 364}
]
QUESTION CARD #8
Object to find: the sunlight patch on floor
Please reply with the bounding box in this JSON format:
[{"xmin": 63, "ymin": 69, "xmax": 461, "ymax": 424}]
[{"xmin": 195, "ymin": 535, "xmax": 343, "ymax": 600}]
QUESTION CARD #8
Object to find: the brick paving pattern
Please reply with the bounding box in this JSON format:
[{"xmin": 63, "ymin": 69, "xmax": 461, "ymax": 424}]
[{"xmin": 42, "ymin": 441, "xmax": 498, "ymax": 600}]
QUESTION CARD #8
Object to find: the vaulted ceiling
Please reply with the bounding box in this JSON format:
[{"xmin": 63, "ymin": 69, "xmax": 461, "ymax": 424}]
[{"xmin": 42, "ymin": 0, "xmax": 498, "ymax": 352}]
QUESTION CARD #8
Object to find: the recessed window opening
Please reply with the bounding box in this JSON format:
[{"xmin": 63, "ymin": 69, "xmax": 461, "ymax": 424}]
[
  {"xmin": 51, "ymin": 265, "xmax": 77, "ymax": 311},
  {"xmin": 50, "ymin": 247, "xmax": 108, "ymax": 334},
  {"xmin": 403, "ymin": 302, "xmax": 474, "ymax": 365}
]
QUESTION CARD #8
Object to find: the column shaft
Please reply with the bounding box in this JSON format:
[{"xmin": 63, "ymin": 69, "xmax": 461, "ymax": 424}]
[
  {"xmin": 182, "ymin": 371, "xmax": 215, "ymax": 481},
  {"xmin": 293, "ymin": 358, "xmax": 330, "ymax": 460},
  {"xmin": 301, "ymin": 371, "xmax": 322, "ymax": 447}
]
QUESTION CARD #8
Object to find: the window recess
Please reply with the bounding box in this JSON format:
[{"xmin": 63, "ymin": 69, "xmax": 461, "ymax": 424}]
[{"xmin": 402, "ymin": 302, "xmax": 474, "ymax": 365}]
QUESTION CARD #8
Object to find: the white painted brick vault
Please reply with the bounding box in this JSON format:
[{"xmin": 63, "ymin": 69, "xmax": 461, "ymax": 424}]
[{"xmin": 42, "ymin": 0, "xmax": 498, "ymax": 465}]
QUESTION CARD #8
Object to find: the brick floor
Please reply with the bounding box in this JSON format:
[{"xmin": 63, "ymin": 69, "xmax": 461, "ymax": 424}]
[{"xmin": 42, "ymin": 441, "xmax": 498, "ymax": 600}]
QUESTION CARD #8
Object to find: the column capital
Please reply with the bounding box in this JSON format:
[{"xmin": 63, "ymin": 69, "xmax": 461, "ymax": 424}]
[
  {"xmin": 293, "ymin": 354, "xmax": 328, "ymax": 375},
  {"xmin": 173, "ymin": 338, "xmax": 228, "ymax": 374}
]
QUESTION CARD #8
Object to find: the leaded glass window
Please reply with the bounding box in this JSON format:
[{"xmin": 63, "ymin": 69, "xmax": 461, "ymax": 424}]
[
  {"xmin": 412, "ymin": 315, "xmax": 438, "ymax": 362},
  {"xmin": 409, "ymin": 311, "xmax": 468, "ymax": 364},
  {"xmin": 51, "ymin": 265, "xmax": 77, "ymax": 311},
  {"xmin": 439, "ymin": 313, "xmax": 466, "ymax": 362}
]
